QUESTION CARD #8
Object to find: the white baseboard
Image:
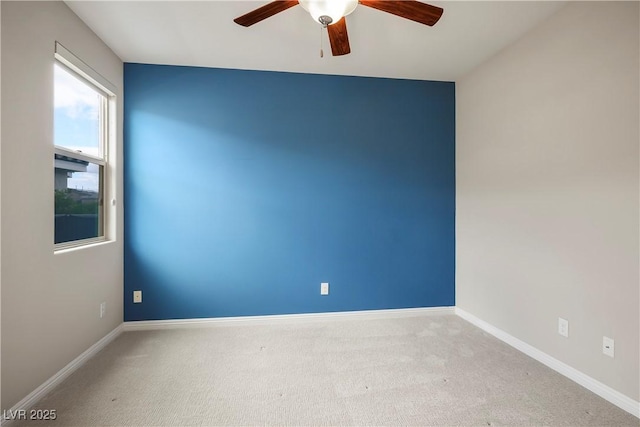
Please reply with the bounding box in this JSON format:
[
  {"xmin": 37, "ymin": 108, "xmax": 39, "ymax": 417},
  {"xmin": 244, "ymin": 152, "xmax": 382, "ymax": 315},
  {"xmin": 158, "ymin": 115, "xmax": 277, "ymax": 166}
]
[
  {"xmin": 123, "ymin": 306, "xmax": 455, "ymax": 331},
  {"xmin": 455, "ymin": 307, "xmax": 640, "ymax": 419},
  {"xmin": 1, "ymin": 325, "xmax": 123, "ymax": 427}
]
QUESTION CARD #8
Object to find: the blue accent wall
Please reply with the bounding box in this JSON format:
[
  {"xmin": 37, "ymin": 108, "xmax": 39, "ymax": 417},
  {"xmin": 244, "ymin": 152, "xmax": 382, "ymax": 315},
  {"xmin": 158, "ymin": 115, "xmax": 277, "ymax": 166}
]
[{"xmin": 124, "ymin": 63, "xmax": 455, "ymax": 321}]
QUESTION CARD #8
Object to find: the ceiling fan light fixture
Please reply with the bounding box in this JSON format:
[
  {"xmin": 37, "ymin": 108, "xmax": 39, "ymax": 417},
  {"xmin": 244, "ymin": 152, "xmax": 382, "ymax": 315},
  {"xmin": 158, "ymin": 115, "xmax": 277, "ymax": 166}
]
[{"xmin": 298, "ymin": 0, "xmax": 358, "ymax": 25}]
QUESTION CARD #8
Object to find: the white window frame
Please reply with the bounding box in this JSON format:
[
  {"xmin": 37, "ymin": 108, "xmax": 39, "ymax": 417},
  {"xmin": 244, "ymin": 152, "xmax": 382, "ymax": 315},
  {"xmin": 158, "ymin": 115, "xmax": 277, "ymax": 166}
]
[{"xmin": 54, "ymin": 42, "xmax": 116, "ymax": 251}]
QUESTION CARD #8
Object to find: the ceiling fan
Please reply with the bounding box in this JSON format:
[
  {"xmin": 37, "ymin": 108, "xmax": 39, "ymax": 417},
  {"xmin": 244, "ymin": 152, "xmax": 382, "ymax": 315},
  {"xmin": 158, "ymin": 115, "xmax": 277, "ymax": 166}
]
[{"xmin": 234, "ymin": 0, "xmax": 443, "ymax": 56}]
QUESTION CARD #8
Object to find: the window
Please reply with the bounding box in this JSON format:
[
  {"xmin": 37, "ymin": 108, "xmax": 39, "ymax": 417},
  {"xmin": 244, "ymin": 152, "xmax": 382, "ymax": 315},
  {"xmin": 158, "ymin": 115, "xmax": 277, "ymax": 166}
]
[{"xmin": 54, "ymin": 44, "xmax": 114, "ymax": 248}]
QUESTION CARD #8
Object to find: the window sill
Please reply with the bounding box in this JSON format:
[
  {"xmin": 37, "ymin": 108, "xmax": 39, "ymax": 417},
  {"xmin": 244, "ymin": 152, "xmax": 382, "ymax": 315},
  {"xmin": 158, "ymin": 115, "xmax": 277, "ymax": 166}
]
[{"xmin": 54, "ymin": 238, "xmax": 114, "ymax": 255}]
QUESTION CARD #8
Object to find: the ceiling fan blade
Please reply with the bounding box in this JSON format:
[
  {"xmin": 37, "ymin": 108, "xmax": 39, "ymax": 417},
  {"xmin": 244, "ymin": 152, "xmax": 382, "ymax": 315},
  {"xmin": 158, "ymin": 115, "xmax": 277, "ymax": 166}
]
[
  {"xmin": 327, "ymin": 17, "xmax": 351, "ymax": 56},
  {"xmin": 234, "ymin": 1, "xmax": 299, "ymax": 27},
  {"xmin": 358, "ymin": 0, "xmax": 443, "ymax": 26}
]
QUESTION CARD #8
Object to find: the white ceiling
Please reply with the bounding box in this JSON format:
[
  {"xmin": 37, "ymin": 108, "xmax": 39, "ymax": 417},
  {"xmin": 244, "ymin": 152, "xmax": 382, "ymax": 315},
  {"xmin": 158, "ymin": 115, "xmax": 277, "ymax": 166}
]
[{"xmin": 66, "ymin": 1, "xmax": 566, "ymax": 81}]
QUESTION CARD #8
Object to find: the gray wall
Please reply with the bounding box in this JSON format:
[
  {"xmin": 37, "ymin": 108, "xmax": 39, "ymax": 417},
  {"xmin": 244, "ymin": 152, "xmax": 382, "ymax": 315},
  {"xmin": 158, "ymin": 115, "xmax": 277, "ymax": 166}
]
[
  {"xmin": 1, "ymin": 1, "xmax": 123, "ymax": 410},
  {"xmin": 457, "ymin": 1, "xmax": 639, "ymax": 401}
]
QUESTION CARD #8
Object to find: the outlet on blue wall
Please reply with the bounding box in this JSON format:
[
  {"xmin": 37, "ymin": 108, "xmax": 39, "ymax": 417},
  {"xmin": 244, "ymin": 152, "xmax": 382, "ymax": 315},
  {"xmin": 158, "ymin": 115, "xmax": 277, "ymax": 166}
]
[{"xmin": 124, "ymin": 63, "xmax": 455, "ymax": 321}]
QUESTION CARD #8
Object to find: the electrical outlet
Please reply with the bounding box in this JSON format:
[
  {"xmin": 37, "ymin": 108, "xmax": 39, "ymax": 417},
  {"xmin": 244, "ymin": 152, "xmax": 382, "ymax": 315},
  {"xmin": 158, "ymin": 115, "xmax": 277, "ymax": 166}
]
[
  {"xmin": 133, "ymin": 290, "xmax": 142, "ymax": 303},
  {"xmin": 558, "ymin": 317, "xmax": 569, "ymax": 338},
  {"xmin": 603, "ymin": 336, "xmax": 614, "ymax": 358},
  {"xmin": 100, "ymin": 302, "xmax": 106, "ymax": 318},
  {"xmin": 320, "ymin": 282, "xmax": 329, "ymax": 296}
]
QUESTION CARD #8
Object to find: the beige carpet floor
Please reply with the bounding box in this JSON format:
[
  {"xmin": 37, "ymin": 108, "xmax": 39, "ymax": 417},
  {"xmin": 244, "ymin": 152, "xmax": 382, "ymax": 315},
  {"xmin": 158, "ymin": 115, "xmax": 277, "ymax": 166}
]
[{"xmin": 14, "ymin": 314, "xmax": 639, "ymax": 426}]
